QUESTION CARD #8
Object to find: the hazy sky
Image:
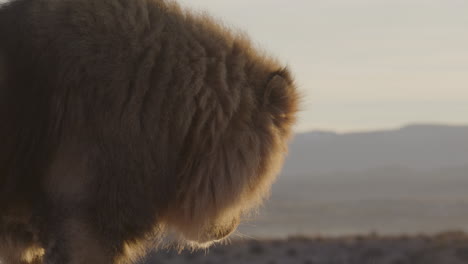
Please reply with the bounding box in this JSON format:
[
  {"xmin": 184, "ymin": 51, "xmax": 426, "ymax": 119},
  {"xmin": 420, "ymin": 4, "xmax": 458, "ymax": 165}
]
[{"xmin": 177, "ymin": 0, "xmax": 468, "ymax": 132}]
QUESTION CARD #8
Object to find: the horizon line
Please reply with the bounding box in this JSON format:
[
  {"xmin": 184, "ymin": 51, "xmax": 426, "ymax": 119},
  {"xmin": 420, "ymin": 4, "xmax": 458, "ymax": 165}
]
[{"xmin": 296, "ymin": 122, "xmax": 468, "ymax": 135}]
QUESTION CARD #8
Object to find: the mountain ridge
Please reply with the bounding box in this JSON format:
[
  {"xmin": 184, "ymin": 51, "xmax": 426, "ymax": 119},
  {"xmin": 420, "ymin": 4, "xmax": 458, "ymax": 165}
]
[{"xmin": 283, "ymin": 123, "xmax": 468, "ymax": 175}]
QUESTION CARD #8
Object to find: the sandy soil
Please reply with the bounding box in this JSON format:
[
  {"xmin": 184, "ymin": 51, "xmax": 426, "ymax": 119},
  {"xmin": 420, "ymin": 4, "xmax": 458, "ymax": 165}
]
[{"xmin": 142, "ymin": 232, "xmax": 468, "ymax": 264}]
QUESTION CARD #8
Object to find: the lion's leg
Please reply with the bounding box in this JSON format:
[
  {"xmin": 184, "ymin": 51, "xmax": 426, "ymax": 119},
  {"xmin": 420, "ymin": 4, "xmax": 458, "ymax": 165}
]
[
  {"xmin": 40, "ymin": 145, "xmax": 124, "ymax": 264},
  {"xmin": 41, "ymin": 215, "xmax": 119, "ymax": 264},
  {"xmin": 41, "ymin": 145, "xmax": 152, "ymax": 264},
  {"xmin": 0, "ymin": 219, "xmax": 44, "ymax": 264},
  {"xmin": 39, "ymin": 204, "xmax": 140, "ymax": 264}
]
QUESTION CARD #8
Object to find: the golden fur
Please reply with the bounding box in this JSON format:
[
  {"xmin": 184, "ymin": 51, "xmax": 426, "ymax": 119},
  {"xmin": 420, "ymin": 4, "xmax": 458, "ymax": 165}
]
[{"xmin": 0, "ymin": 0, "xmax": 299, "ymax": 263}]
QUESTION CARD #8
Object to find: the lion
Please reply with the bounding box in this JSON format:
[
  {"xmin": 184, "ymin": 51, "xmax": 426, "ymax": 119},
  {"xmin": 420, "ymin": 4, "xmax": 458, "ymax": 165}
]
[{"xmin": 0, "ymin": 0, "xmax": 299, "ymax": 263}]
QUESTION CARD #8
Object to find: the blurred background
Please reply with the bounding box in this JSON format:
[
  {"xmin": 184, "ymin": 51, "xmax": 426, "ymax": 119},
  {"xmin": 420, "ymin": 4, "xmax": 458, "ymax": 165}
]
[{"xmin": 148, "ymin": 1, "xmax": 468, "ymax": 263}]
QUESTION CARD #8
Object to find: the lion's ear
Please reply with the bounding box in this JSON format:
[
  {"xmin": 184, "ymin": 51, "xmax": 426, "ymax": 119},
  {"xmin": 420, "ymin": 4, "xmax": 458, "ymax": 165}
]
[
  {"xmin": 261, "ymin": 68, "xmax": 299, "ymax": 133},
  {"xmin": 263, "ymin": 68, "xmax": 294, "ymax": 107},
  {"xmin": 263, "ymin": 76, "xmax": 283, "ymax": 106}
]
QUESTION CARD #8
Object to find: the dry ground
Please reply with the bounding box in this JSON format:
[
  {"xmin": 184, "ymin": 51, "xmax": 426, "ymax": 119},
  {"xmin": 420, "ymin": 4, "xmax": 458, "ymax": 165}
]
[{"xmin": 142, "ymin": 232, "xmax": 468, "ymax": 264}]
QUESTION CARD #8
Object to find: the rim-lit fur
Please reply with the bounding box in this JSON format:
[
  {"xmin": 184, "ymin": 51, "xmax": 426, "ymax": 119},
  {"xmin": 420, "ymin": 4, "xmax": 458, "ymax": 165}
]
[{"xmin": 0, "ymin": 0, "xmax": 299, "ymax": 262}]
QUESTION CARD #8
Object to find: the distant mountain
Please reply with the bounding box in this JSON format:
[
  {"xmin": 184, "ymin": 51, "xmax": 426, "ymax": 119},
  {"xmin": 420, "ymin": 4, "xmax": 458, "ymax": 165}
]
[{"xmin": 282, "ymin": 124, "xmax": 468, "ymax": 176}]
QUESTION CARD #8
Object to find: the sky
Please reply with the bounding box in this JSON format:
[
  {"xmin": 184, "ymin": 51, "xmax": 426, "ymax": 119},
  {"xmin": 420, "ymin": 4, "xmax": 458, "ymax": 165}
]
[{"xmin": 176, "ymin": 0, "xmax": 468, "ymax": 132}]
